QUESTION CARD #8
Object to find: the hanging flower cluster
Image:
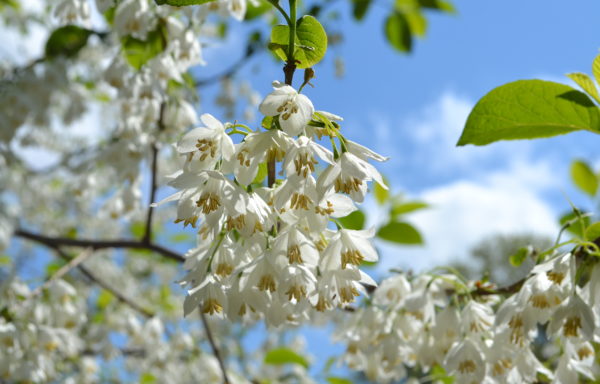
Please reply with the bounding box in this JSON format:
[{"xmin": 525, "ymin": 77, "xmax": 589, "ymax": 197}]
[
  {"xmin": 335, "ymin": 251, "xmax": 600, "ymax": 383},
  {"xmin": 162, "ymin": 80, "xmax": 388, "ymax": 326}
]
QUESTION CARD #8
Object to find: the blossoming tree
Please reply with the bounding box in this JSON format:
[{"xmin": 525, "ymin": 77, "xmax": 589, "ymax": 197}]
[{"xmin": 2, "ymin": 0, "xmax": 600, "ymax": 383}]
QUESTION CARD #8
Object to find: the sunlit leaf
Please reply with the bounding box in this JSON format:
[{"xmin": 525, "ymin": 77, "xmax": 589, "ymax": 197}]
[
  {"xmin": 377, "ymin": 221, "xmax": 423, "ymax": 244},
  {"xmin": 45, "ymin": 25, "xmax": 92, "ymax": 58},
  {"xmin": 264, "ymin": 348, "xmax": 309, "ymax": 368},
  {"xmin": 270, "ymin": 15, "xmax": 328, "ymax": 69},
  {"xmin": 567, "ymin": 72, "xmax": 600, "ymax": 103},
  {"xmin": 571, "ymin": 160, "xmax": 598, "ymax": 197},
  {"xmin": 458, "ymin": 80, "xmax": 600, "ymax": 146},
  {"xmin": 384, "ymin": 12, "xmax": 412, "ymax": 52},
  {"xmin": 338, "ymin": 210, "xmax": 365, "ymax": 230}
]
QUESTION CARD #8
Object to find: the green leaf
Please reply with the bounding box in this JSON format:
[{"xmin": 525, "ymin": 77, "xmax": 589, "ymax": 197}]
[
  {"xmin": 384, "ymin": 12, "xmax": 412, "ymax": 52},
  {"xmin": 560, "ymin": 210, "xmax": 590, "ymax": 238},
  {"xmin": 46, "ymin": 260, "xmax": 67, "ymax": 276},
  {"xmin": 0, "ymin": 255, "xmax": 10, "ymax": 266},
  {"xmin": 155, "ymin": 0, "xmax": 216, "ymax": 5},
  {"xmin": 326, "ymin": 378, "xmax": 353, "ymax": 384},
  {"xmin": 391, "ymin": 200, "xmax": 428, "ymax": 216},
  {"xmin": 122, "ymin": 27, "xmax": 166, "ymax": 70},
  {"xmin": 252, "ymin": 162, "xmax": 268, "ymax": 185},
  {"xmin": 585, "ymin": 222, "xmax": 600, "ymax": 241},
  {"xmin": 45, "ymin": 25, "xmax": 92, "ymax": 58},
  {"xmin": 458, "ymin": 80, "xmax": 600, "ymax": 146},
  {"xmin": 96, "ymin": 289, "xmax": 113, "ymax": 310},
  {"xmin": 567, "ymin": 72, "xmax": 600, "ymax": 103},
  {"xmin": 130, "ymin": 221, "xmax": 145, "ymax": 238},
  {"xmin": 338, "ymin": 210, "xmax": 366, "ymax": 230},
  {"xmin": 374, "ymin": 177, "xmax": 390, "ymax": 204},
  {"xmin": 429, "ymin": 364, "xmax": 455, "ymax": 384},
  {"xmin": 264, "ymin": 348, "xmax": 309, "ymax": 369},
  {"xmin": 352, "ymin": 0, "xmax": 372, "ymax": 21},
  {"xmin": 377, "ymin": 221, "xmax": 423, "ymax": 244},
  {"xmin": 139, "ymin": 373, "xmax": 157, "ymax": 384},
  {"xmin": 169, "ymin": 233, "xmax": 192, "ymax": 243},
  {"xmin": 405, "ymin": 10, "xmax": 427, "ymax": 37},
  {"xmin": 509, "ymin": 247, "xmax": 530, "ymax": 267},
  {"xmin": 270, "ymin": 15, "xmax": 328, "ymax": 69},
  {"xmin": 592, "ymin": 54, "xmax": 600, "ymax": 87},
  {"xmin": 571, "ymin": 160, "xmax": 598, "ymax": 197},
  {"xmin": 245, "ymin": 0, "xmax": 271, "ymax": 20},
  {"xmin": 418, "ymin": 0, "xmax": 455, "ymax": 13}
]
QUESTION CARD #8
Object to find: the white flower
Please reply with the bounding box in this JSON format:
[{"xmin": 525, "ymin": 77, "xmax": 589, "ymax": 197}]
[
  {"xmin": 548, "ymin": 293, "xmax": 595, "ymax": 340},
  {"xmin": 461, "ymin": 301, "xmax": 494, "ymax": 336},
  {"xmin": 283, "ymin": 136, "xmax": 334, "ymax": 178},
  {"xmin": 114, "ymin": 0, "xmax": 155, "ymax": 39},
  {"xmin": 184, "ymin": 275, "xmax": 227, "ymax": 317},
  {"xmin": 321, "ymin": 228, "xmax": 378, "ymax": 270},
  {"xmin": 54, "ymin": 0, "xmax": 90, "ymax": 24},
  {"xmin": 177, "ymin": 114, "xmax": 235, "ymax": 172},
  {"xmin": 444, "ymin": 338, "xmax": 486, "ymax": 384},
  {"xmin": 259, "ymin": 81, "xmax": 314, "ymax": 136},
  {"xmin": 317, "ymin": 151, "xmax": 386, "ymax": 203}
]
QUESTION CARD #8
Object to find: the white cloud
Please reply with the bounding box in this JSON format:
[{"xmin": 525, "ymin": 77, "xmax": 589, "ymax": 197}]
[{"xmin": 376, "ymin": 160, "xmax": 560, "ymax": 274}]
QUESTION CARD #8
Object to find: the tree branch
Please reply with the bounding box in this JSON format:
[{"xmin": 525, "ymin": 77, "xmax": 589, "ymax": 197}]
[
  {"xmin": 32, "ymin": 248, "xmax": 94, "ymax": 297},
  {"xmin": 52, "ymin": 247, "xmax": 155, "ymax": 318},
  {"xmin": 144, "ymin": 103, "xmax": 166, "ymax": 244},
  {"xmin": 201, "ymin": 312, "xmax": 231, "ymax": 384},
  {"xmin": 15, "ymin": 228, "xmax": 185, "ymax": 263}
]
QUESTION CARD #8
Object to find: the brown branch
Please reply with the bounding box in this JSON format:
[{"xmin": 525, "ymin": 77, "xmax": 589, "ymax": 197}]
[
  {"xmin": 15, "ymin": 228, "xmax": 185, "ymax": 263},
  {"xmin": 144, "ymin": 103, "xmax": 166, "ymax": 244},
  {"xmin": 201, "ymin": 313, "xmax": 231, "ymax": 384},
  {"xmin": 52, "ymin": 247, "xmax": 155, "ymax": 318}
]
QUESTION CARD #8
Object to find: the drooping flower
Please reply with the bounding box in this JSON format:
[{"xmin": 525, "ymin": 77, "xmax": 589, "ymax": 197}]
[{"xmin": 259, "ymin": 81, "xmax": 314, "ymax": 136}]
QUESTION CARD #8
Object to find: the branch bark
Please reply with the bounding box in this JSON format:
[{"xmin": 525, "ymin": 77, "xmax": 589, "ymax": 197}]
[
  {"xmin": 201, "ymin": 312, "xmax": 231, "ymax": 384},
  {"xmin": 15, "ymin": 229, "xmax": 185, "ymax": 263}
]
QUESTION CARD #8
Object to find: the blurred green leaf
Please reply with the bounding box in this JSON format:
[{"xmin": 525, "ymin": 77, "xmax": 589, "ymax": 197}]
[
  {"xmin": 0, "ymin": 255, "xmax": 11, "ymax": 266},
  {"xmin": 418, "ymin": 0, "xmax": 455, "ymax": 12},
  {"xmin": 593, "ymin": 54, "xmax": 600, "ymax": 88},
  {"xmin": 264, "ymin": 348, "xmax": 309, "ymax": 368},
  {"xmin": 509, "ymin": 247, "xmax": 530, "ymax": 267},
  {"xmin": 585, "ymin": 222, "xmax": 600, "ymax": 241},
  {"xmin": 169, "ymin": 233, "xmax": 192, "ymax": 243},
  {"xmin": 384, "ymin": 12, "xmax": 412, "ymax": 52},
  {"xmin": 567, "ymin": 72, "xmax": 600, "ymax": 103},
  {"xmin": 391, "ymin": 200, "xmax": 428, "ymax": 216},
  {"xmin": 352, "ymin": 0, "xmax": 372, "ymax": 21},
  {"xmin": 377, "ymin": 221, "xmax": 423, "ymax": 244},
  {"xmin": 560, "ymin": 210, "xmax": 591, "ymax": 238},
  {"xmin": 571, "ymin": 160, "xmax": 598, "ymax": 197},
  {"xmin": 46, "ymin": 260, "xmax": 67, "ymax": 276},
  {"xmin": 139, "ymin": 373, "xmax": 157, "ymax": 384},
  {"xmin": 405, "ymin": 10, "xmax": 427, "ymax": 37},
  {"xmin": 252, "ymin": 162, "xmax": 268, "ymax": 185},
  {"xmin": 374, "ymin": 177, "xmax": 390, "ymax": 205},
  {"xmin": 327, "ymin": 378, "xmax": 352, "ymax": 384},
  {"xmin": 122, "ymin": 26, "xmax": 166, "ymax": 70},
  {"xmin": 45, "ymin": 25, "xmax": 92, "ymax": 58},
  {"xmin": 130, "ymin": 221, "xmax": 146, "ymax": 238},
  {"xmin": 96, "ymin": 289, "xmax": 113, "ymax": 310},
  {"xmin": 245, "ymin": 0, "xmax": 271, "ymax": 20},
  {"xmin": 338, "ymin": 210, "xmax": 365, "ymax": 230}
]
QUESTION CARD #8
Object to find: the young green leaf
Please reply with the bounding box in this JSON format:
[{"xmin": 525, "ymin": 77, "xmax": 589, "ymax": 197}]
[
  {"xmin": 567, "ymin": 72, "xmax": 600, "ymax": 103},
  {"xmin": 45, "ymin": 25, "xmax": 93, "ymax": 58},
  {"xmin": 509, "ymin": 247, "xmax": 530, "ymax": 267},
  {"xmin": 571, "ymin": 160, "xmax": 598, "ymax": 197},
  {"xmin": 418, "ymin": 0, "xmax": 455, "ymax": 13},
  {"xmin": 377, "ymin": 221, "xmax": 423, "ymax": 244},
  {"xmin": 458, "ymin": 80, "xmax": 600, "ymax": 146},
  {"xmin": 122, "ymin": 27, "xmax": 166, "ymax": 70},
  {"xmin": 593, "ymin": 54, "xmax": 600, "ymax": 87},
  {"xmin": 384, "ymin": 12, "xmax": 412, "ymax": 52},
  {"xmin": 391, "ymin": 200, "xmax": 428, "ymax": 216},
  {"xmin": 585, "ymin": 222, "xmax": 600, "ymax": 242},
  {"xmin": 270, "ymin": 15, "xmax": 328, "ymax": 69},
  {"xmin": 352, "ymin": 0, "xmax": 372, "ymax": 21},
  {"xmin": 327, "ymin": 378, "xmax": 353, "ymax": 384},
  {"xmin": 264, "ymin": 348, "xmax": 310, "ymax": 368},
  {"xmin": 338, "ymin": 210, "xmax": 366, "ymax": 230},
  {"xmin": 373, "ymin": 177, "xmax": 390, "ymax": 204},
  {"xmin": 405, "ymin": 10, "xmax": 427, "ymax": 37},
  {"xmin": 559, "ymin": 210, "xmax": 591, "ymax": 239}
]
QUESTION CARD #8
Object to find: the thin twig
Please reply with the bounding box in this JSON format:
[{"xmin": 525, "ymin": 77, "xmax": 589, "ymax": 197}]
[
  {"xmin": 201, "ymin": 313, "xmax": 231, "ymax": 384},
  {"xmin": 15, "ymin": 228, "xmax": 185, "ymax": 263},
  {"xmin": 32, "ymin": 248, "xmax": 94, "ymax": 296},
  {"xmin": 144, "ymin": 103, "xmax": 165, "ymax": 244}
]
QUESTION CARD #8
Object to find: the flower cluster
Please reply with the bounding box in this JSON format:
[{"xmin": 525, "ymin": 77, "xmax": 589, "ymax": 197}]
[
  {"xmin": 335, "ymin": 251, "xmax": 600, "ymax": 383},
  {"xmin": 163, "ymin": 80, "xmax": 388, "ymax": 325}
]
